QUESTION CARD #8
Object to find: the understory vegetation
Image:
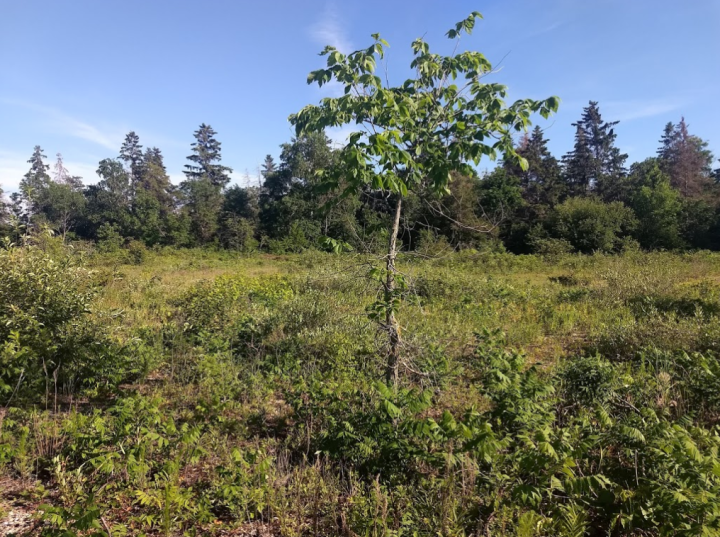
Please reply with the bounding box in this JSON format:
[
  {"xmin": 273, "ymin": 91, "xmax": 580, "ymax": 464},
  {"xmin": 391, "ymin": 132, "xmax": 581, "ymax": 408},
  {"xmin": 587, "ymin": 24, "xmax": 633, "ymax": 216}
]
[{"xmin": 3, "ymin": 240, "xmax": 720, "ymax": 536}]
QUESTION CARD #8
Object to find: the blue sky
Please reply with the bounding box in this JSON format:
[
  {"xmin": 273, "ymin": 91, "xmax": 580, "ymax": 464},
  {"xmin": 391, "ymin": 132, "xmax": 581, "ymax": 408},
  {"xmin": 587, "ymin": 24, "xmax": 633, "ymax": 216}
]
[{"xmin": 1, "ymin": 0, "xmax": 719, "ymax": 192}]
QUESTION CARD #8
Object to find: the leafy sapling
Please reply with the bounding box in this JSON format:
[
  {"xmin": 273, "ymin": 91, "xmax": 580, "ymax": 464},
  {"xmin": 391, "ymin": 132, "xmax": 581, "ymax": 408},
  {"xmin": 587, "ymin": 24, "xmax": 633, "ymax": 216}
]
[{"xmin": 290, "ymin": 12, "xmax": 559, "ymax": 385}]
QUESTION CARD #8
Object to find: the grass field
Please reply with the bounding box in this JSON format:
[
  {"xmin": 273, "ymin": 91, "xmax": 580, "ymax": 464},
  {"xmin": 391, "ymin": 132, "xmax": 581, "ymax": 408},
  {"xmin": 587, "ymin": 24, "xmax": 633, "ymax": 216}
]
[{"xmin": 3, "ymin": 246, "xmax": 720, "ymax": 536}]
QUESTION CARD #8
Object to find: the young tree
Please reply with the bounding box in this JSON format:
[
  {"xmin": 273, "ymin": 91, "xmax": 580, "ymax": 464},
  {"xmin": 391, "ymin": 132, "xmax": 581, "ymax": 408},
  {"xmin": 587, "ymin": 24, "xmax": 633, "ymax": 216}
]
[
  {"xmin": 562, "ymin": 101, "xmax": 627, "ymax": 200},
  {"xmin": 658, "ymin": 118, "xmax": 715, "ymax": 199},
  {"xmin": 290, "ymin": 12, "xmax": 558, "ymax": 384},
  {"xmin": 627, "ymin": 159, "xmax": 683, "ymax": 250}
]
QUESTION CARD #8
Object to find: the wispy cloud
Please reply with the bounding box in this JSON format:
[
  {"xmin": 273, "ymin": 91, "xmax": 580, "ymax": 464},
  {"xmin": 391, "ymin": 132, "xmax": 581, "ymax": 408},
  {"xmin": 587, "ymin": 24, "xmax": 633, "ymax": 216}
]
[
  {"xmin": 308, "ymin": 3, "xmax": 354, "ymax": 98},
  {"xmin": 1, "ymin": 98, "xmax": 125, "ymax": 151},
  {"xmin": 309, "ymin": 2, "xmax": 352, "ymax": 54},
  {"xmin": 525, "ymin": 21, "xmax": 564, "ymax": 40},
  {"xmin": 604, "ymin": 98, "xmax": 686, "ymax": 122}
]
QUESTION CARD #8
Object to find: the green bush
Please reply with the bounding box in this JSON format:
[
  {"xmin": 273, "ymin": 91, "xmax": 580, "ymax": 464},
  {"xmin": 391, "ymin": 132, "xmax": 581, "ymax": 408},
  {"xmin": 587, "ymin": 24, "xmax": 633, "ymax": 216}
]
[
  {"xmin": 0, "ymin": 246, "xmax": 134, "ymax": 403},
  {"xmin": 545, "ymin": 197, "xmax": 637, "ymax": 253},
  {"xmin": 560, "ymin": 355, "xmax": 617, "ymax": 405}
]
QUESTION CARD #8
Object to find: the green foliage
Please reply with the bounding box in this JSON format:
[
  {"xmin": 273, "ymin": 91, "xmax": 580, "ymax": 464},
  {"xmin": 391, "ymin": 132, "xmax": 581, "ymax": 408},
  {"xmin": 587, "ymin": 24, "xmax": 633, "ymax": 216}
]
[
  {"xmin": 292, "ymin": 12, "xmax": 558, "ymax": 202},
  {"xmin": 545, "ymin": 197, "xmax": 637, "ymax": 253},
  {"xmin": 0, "ymin": 245, "xmax": 135, "ymax": 403}
]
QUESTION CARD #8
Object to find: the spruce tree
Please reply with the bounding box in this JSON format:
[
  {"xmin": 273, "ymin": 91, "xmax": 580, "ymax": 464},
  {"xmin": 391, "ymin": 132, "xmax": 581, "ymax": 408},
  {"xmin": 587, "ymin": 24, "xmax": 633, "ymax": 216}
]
[
  {"xmin": 261, "ymin": 155, "xmax": 276, "ymax": 178},
  {"xmin": 140, "ymin": 147, "xmax": 175, "ymax": 213},
  {"xmin": 119, "ymin": 131, "xmax": 144, "ymax": 189},
  {"xmin": 181, "ymin": 124, "xmax": 232, "ymax": 244},
  {"xmin": 657, "ymin": 118, "xmax": 715, "ymax": 198},
  {"xmin": 562, "ymin": 101, "xmax": 627, "ymax": 200},
  {"xmin": 506, "ymin": 126, "xmax": 563, "ymax": 206},
  {"xmin": 183, "ymin": 124, "xmax": 232, "ymax": 188},
  {"xmin": 20, "ymin": 146, "xmax": 51, "ymax": 212}
]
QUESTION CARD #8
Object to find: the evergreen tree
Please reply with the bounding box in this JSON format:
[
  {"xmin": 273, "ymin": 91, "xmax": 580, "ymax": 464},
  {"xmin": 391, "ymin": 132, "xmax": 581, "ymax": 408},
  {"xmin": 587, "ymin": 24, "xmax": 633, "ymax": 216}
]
[
  {"xmin": 506, "ymin": 126, "xmax": 563, "ymax": 207},
  {"xmin": 563, "ymin": 124, "xmax": 593, "ymax": 196},
  {"xmin": 140, "ymin": 147, "xmax": 175, "ymax": 213},
  {"xmin": 562, "ymin": 101, "xmax": 627, "ymax": 200},
  {"xmin": 19, "ymin": 146, "xmax": 51, "ymax": 212},
  {"xmin": 183, "ymin": 124, "xmax": 233, "ymax": 188},
  {"xmin": 119, "ymin": 131, "xmax": 144, "ymax": 189},
  {"xmin": 181, "ymin": 179, "xmax": 222, "ymax": 244},
  {"xmin": 657, "ymin": 118, "xmax": 715, "ymax": 199},
  {"xmin": 180, "ymin": 124, "xmax": 232, "ymax": 244},
  {"xmin": 261, "ymin": 155, "xmax": 276, "ymax": 178}
]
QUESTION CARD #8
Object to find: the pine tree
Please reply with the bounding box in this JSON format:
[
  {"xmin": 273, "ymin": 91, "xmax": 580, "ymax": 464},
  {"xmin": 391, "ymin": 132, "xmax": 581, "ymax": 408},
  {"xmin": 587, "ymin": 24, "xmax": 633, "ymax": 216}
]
[
  {"xmin": 20, "ymin": 146, "xmax": 51, "ymax": 212},
  {"xmin": 183, "ymin": 124, "xmax": 232, "ymax": 188},
  {"xmin": 119, "ymin": 131, "xmax": 144, "ymax": 189},
  {"xmin": 657, "ymin": 118, "xmax": 715, "ymax": 198},
  {"xmin": 562, "ymin": 101, "xmax": 627, "ymax": 200}
]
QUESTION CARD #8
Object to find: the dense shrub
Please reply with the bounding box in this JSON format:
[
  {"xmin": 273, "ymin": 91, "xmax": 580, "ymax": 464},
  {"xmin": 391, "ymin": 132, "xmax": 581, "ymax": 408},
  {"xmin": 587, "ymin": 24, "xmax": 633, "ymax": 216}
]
[
  {"xmin": 545, "ymin": 197, "xmax": 637, "ymax": 253},
  {"xmin": 0, "ymin": 246, "xmax": 134, "ymax": 403}
]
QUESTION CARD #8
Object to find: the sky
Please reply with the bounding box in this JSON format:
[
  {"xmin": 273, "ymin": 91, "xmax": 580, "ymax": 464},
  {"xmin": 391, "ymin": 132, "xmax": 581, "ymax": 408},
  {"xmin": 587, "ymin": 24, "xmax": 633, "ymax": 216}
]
[{"xmin": 1, "ymin": 0, "xmax": 719, "ymax": 192}]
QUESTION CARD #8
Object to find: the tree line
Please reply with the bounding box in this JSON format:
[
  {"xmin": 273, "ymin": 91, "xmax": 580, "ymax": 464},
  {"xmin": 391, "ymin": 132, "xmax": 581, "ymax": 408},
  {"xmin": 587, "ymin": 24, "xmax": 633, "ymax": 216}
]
[{"xmin": 1, "ymin": 101, "xmax": 719, "ymax": 254}]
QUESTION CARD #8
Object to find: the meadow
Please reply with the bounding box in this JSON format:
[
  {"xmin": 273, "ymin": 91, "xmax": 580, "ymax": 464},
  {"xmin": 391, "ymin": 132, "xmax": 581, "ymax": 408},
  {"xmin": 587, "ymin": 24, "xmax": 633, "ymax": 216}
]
[{"xmin": 3, "ymin": 241, "xmax": 720, "ymax": 536}]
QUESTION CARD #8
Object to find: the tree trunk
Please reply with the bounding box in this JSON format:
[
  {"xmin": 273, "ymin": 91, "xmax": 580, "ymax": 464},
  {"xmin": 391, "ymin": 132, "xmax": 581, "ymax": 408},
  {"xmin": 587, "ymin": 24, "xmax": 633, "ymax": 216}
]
[{"xmin": 385, "ymin": 195, "xmax": 403, "ymax": 386}]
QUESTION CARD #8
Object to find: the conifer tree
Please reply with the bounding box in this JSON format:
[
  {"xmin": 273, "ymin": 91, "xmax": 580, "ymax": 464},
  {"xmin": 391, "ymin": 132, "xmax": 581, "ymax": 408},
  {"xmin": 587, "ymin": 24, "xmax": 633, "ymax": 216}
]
[
  {"xmin": 181, "ymin": 124, "xmax": 232, "ymax": 244},
  {"xmin": 140, "ymin": 147, "xmax": 175, "ymax": 213},
  {"xmin": 261, "ymin": 155, "xmax": 276, "ymax": 178},
  {"xmin": 506, "ymin": 126, "xmax": 563, "ymax": 206},
  {"xmin": 119, "ymin": 131, "xmax": 144, "ymax": 189},
  {"xmin": 657, "ymin": 118, "xmax": 715, "ymax": 198},
  {"xmin": 562, "ymin": 101, "xmax": 627, "ymax": 200},
  {"xmin": 20, "ymin": 146, "xmax": 51, "ymax": 212},
  {"xmin": 183, "ymin": 124, "xmax": 232, "ymax": 188}
]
